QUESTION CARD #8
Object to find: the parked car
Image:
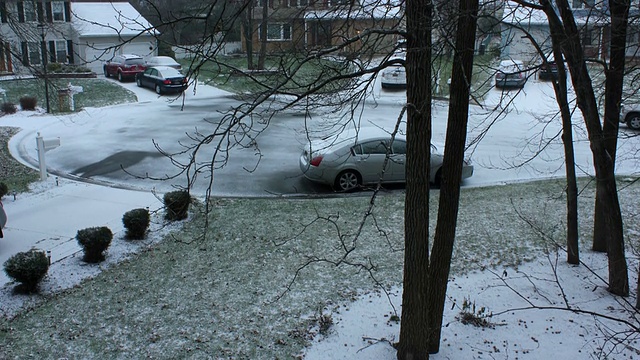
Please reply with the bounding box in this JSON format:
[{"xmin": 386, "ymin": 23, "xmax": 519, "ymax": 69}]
[
  {"xmin": 620, "ymin": 103, "xmax": 640, "ymax": 130},
  {"xmin": 538, "ymin": 52, "xmax": 564, "ymax": 81},
  {"xmin": 103, "ymin": 54, "xmax": 146, "ymax": 82},
  {"xmin": 145, "ymin": 56, "xmax": 182, "ymax": 70},
  {"xmin": 135, "ymin": 66, "xmax": 188, "ymax": 94},
  {"xmin": 495, "ymin": 59, "xmax": 527, "ymax": 88},
  {"xmin": 381, "ymin": 51, "xmax": 407, "ymax": 89},
  {"xmin": 299, "ymin": 128, "xmax": 473, "ymax": 191}
]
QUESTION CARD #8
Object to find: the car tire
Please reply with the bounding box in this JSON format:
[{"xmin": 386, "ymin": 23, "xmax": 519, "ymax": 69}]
[
  {"xmin": 433, "ymin": 168, "xmax": 443, "ymax": 188},
  {"xmin": 136, "ymin": 78, "xmax": 142, "ymax": 87},
  {"xmin": 104, "ymin": 67, "xmax": 109, "ymax": 78},
  {"xmin": 626, "ymin": 113, "xmax": 640, "ymax": 130},
  {"xmin": 334, "ymin": 170, "xmax": 360, "ymax": 192},
  {"xmin": 155, "ymin": 85, "xmax": 163, "ymax": 95},
  {"xmin": 118, "ymin": 72, "xmax": 124, "ymax": 82}
]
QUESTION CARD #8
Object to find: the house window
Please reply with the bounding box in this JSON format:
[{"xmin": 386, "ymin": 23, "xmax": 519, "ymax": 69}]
[
  {"xmin": 290, "ymin": 0, "xmax": 309, "ymax": 6},
  {"xmin": 329, "ymin": 0, "xmax": 352, "ymax": 6},
  {"xmin": 52, "ymin": 1, "xmax": 64, "ymax": 21},
  {"xmin": 23, "ymin": 1, "xmax": 37, "ymax": 22},
  {"xmin": 55, "ymin": 40, "xmax": 67, "ymax": 62},
  {"xmin": 581, "ymin": 28, "xmax": 599, "ymax": 46},
  {"xmin": 260, "ymin": 23, "xmax": 292, "ymax": 41},
  {"xmin": 28, "ymin": 42, "xmax": 41, "ymax": 65}
]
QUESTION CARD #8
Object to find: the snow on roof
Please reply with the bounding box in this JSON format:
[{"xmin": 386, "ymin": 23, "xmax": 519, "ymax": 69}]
[
  {"xmin": 501, "ymin": 0, "xmax": 609, "ymax": 26},
  {"xmin": 71, "ymin": 2, "xmax": 155, "ymax": 37},
  {"xmin": 304, "ymin": 0, "xmax": 402, "ymax": 20}
]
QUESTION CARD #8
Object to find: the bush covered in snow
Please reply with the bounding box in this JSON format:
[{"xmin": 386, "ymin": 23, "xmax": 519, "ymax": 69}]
[
  {"xmin": 163, "ymin": 190, "xmax": 190, "ymax": 221},
  {"xmin": 76, "ymin": 226, "xmax": 113, "ymax": 263},
  {"xmin": 3, "ymin": 249, "xmax": 49, "ymax": 292},
  {"xmin": 122, "ymin": 208, "xmax": 150, "ymax": 240}
]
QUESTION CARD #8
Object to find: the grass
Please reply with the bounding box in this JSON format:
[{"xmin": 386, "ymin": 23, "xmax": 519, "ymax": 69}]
[
  {"xmin": 0, "ymin": 127, "xmax": 38, "ymax": 193},
  {"xmin": 0, "ymin": 78, "xmax": 138, "ymax": 113},
  {"xmin": 1, "ymin": 176, "xmax": 639, "ymax": 358},
  {"xmin": 182, "ymin": 54, "xmax": 353, "ymax": 95}
]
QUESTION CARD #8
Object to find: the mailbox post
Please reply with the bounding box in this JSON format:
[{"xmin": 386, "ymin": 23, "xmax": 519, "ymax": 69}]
[{"xmin": 36, "ymin": 132, "xmax": 60, "ymax": 181}]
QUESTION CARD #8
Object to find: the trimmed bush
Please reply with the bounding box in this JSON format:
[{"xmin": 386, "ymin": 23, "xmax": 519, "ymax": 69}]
[
  {"xmin": 1, "ymin": 102, "xmax": 17, "ymax": 114},
  {"xmin": 123, "ymin": 208, "xmax": 150, "ymax": 240},
  {"xmin": 19, "ymin": 96, "xmax": 37, "ymax": 111},
  {"xmin": 163, "ymin": 190, "xmax": 190, "ymax": 221},
  {"xmin": 76, "ymin": 226, "xmax": 113, "ymax": 263},
  {"xmin": 3, "ymin": 249, "xmax": 49, "ymax": 292},
  {"xmin": 0, "ymin": 182, "xmax": 8, "ymax": 198}
]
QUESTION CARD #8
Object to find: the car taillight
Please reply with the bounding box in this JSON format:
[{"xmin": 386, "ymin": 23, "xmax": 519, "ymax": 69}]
[
  {"xmin": 163, "ymin": 79, "xmax": 171, "ymax": 85},
  {"xmin": 310, "ymin": 156, "xmax": 323, "ymax": 167}
]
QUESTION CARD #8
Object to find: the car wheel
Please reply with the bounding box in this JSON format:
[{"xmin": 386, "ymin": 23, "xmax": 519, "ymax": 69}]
[
  {"xmin": 104, "ymin": 67, "xmax": 109, "ymax": 78},
  {"xmin": 626, "ymin": 113, "xmax": 640, "ymax": 130},
  {"xmin": 155, "ymin": 85, "xmax": 162, "ymax": 95},
  {"xmin": 433, "ymin": 168, "xmax": 443, "ymax": 188},
  {"xmin": 136, "ymin": 78, "xmax": 142, "ymax": 87},
  {"xmin": 334, "ymin": 170, "xmax": 360, "ymax": 192},
  {"xmin": 118, "ymin": 72, "xmax": 124, "ymax": 82}
]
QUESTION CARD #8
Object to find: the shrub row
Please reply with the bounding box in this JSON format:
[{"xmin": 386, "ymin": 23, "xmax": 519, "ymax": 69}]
[{"xmin": 2, "ymin": 190, "xmax": 191, "ymax": 292}]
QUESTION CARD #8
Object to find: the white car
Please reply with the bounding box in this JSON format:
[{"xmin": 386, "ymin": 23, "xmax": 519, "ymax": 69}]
[
  {"xmin": 620, "ymin": 103, "xmax": 640, "ymax": 130},
  {"xmin": 145, "ymin": 56, "xmax": 182, "ymax": 70},
  {"xmin": 299, "ymin": 127, "xmax": 473, "ymax": 191},
  {"xmin": 381, "ymin": 52, "xmax": 407, "ymax": 89},
  {"xmin": 495, "ymin": 59, "xmax": 527, "ymax": 88}
]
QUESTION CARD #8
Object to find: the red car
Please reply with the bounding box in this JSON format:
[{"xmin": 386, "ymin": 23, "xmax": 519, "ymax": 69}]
[{"xmin": 103, "ymin": 54, "xmax": 146, "ymax": 82}]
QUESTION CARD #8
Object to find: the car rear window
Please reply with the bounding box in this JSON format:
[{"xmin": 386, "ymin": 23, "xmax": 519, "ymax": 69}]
[
  {"xmin": 160, "ymin": 68, "xmax": 183, "ymax": 77},
  {"xmin": 125, "ymin": 58, "xmax": 144, "ymax": 65}
]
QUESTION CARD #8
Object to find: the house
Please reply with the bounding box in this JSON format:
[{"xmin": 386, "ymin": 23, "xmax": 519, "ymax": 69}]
[
  {"xmin": 0, "ymin": 0, "xmax": 156, "ymax": 75},
  {"xmin": 244, "ymin": 0, "xmax": 403, "ymax": 56},
  {"xmin": 499, "ymin": 0, "xmax": 611, "ymax": 66}
]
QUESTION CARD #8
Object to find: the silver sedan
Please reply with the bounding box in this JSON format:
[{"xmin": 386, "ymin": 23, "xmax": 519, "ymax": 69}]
[{"xmin": 299, "ymin": 129, "xmax": 473, "ymax": 191}]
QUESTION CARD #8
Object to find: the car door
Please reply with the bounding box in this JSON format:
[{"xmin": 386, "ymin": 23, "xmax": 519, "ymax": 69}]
[
  {"xmin": 389, "ymin": 139, "xmax": 406, "ymax": 181},
  {"xmin": 143, "ymin": 68, "xmax": 158, "ymax": 88},
  {"xmin": 351, "ymin": 139, "xmax": 391, "ymax": 183}
]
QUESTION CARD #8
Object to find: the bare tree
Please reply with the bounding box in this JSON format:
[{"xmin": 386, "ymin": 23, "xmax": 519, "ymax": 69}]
[{"xmin": 427, "ymin": 0, "xmax": 479, "ymax": 352}]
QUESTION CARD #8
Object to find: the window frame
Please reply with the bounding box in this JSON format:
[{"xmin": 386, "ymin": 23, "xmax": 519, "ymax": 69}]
[
  {"xmin": 51, "ymin": 1, "xmax": 65, "ymax": 21},
  {"xmin": 259, "ymin": 23, "xmax": 292, "ymax": 41},
  {"xmin": 23, "ymin": 1, "xmax": 37, "ymax": 22}
]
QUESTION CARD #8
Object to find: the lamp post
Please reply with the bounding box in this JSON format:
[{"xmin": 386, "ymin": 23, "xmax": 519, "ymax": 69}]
[{"xmin": 37, "ymin": 23, "xmax": 50, "ymax": 113}]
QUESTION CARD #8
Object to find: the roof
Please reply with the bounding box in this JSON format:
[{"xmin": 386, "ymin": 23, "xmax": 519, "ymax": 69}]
[
  {"xmin": 501, "ymin": 0, "xmax": 609, "ymax": 26},
  {"xmin": 305, "ymin": 0, "xmax": 402, "ymax": 20},
  {"xmin": 71, "ymin": 2, "xmax": 156, "ymax": 37}
]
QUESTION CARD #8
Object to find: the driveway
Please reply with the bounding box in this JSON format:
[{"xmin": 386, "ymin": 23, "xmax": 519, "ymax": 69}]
[{"xmin": 8, "ymin": 76, "xmax": 640, "ymax": 198}]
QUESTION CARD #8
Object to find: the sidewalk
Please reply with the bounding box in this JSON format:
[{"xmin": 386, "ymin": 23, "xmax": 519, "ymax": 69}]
[{"xmin": 0, "ymin": 177, "xmax": 162, "ymax": 287}]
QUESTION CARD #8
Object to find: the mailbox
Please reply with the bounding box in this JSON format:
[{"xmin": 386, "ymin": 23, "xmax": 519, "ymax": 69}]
[
  {"xmin": 43, "ymin": 138, "xmax": 60, "ymax": 151},
  {"xmin": 36, "ymin": 133, "xmax": 61, "ymax": 181}
]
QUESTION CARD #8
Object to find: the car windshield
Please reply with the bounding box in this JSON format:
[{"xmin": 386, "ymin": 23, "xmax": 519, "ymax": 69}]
[{"xmin": 125, "ymin": 58, "xmax": 144, "ymax": 65}]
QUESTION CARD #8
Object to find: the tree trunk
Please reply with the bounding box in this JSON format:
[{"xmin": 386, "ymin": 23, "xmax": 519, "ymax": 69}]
[
  {"xmin": 427, "ymin": 0, "xmax": 478, "ymax": 353},
  {"xmin": 242, "ymin": 0, "xmax": 254, "ymax": 70},
  {"xmin": 599, "ymin": 0, "xmax": 630, "ymax": 296},
  {"xmin": 396, "ymin": 0, "xmax": 433, "ymax": 357},
  {"xmin": 545, "ymin": 0, "xmax": 629, "ymax": 296},
  {"xmin": 257, "ymin": 1, "xmax": 268, "ymax": 70},
  {"xmin": 545, "ymin": 22, "xmax": 579, "ymax": 264}
]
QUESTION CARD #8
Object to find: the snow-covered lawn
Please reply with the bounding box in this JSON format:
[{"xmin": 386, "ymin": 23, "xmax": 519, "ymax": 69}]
[{"xmin": 1, "ymin": 177, "xmax": 639, "ymax": 359}]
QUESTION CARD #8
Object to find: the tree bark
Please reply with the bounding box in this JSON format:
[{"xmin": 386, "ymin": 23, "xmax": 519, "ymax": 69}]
[
  {"xmin": 242, "ymin": 0, "xmax": 254, "ymax": 70},
  {"xmin": 257, "ymin": 0, "xmax": 268, "ymax": 70},
  {"xmin": 545, "ymin": 20, "xmax": 579, "ymax": 264},
  {"xmin": 543, "ymin": 0, "xmax": 629, "ymax": 296},
  {"xmin": 396, "ymin": 0, "xmax": 433, "ymax": 357},
  {"xmin": 427, "ymin": 0, "xmax": 478, "ymax": 353}
]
